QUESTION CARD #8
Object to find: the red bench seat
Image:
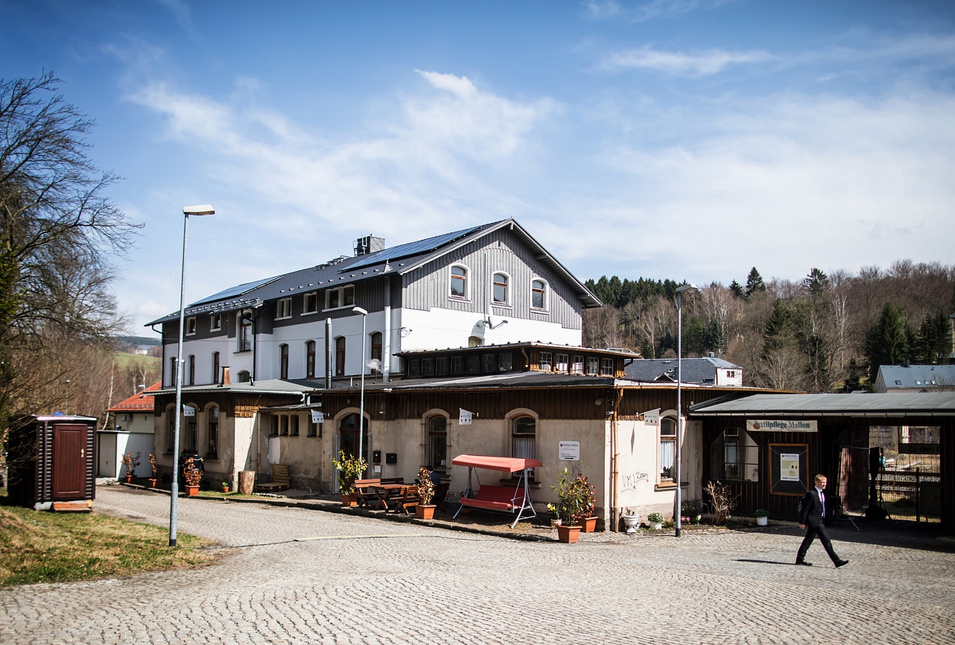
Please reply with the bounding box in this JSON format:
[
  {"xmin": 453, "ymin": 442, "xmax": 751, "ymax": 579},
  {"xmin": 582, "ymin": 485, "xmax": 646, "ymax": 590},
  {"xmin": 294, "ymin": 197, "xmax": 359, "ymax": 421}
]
[{"xmin": 459, "ymin": 485, "xmax": 526, "ymax": 511}]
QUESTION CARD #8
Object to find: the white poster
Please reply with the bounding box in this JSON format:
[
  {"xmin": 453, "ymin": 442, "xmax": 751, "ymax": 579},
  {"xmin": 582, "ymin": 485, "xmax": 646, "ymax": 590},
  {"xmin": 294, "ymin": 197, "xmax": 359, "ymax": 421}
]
[
  {"xmin": 559, "ymin": 441, "xmax": 580, "ymax": 461},
  {"xmin": 459, "ymin": 409, "xmax": 473, "ymax": 425},
  {"xmin": 780, "ymin": 453, "xmax": 801, "ymax": 481},
  {"xmin": 311, "ymin": 410, "xmax": 324, "ymax": 424}
]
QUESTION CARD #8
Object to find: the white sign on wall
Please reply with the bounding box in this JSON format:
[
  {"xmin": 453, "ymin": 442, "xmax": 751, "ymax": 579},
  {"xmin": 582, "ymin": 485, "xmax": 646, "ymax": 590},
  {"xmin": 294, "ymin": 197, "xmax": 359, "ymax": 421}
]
[
  {"xmin": 747, "ymin": 420, "xmax": 817, "ymax": 433},
  {"xmin": 311, "ymin": 410, "xmax": 324, "ymax": 424},
  {"xmin": 559, "ymin": 440, "xmax": 580, "ymax": 461},
  {"xmin": 183, "ymin": 405, "xmax": 195, "ymax": 417}
]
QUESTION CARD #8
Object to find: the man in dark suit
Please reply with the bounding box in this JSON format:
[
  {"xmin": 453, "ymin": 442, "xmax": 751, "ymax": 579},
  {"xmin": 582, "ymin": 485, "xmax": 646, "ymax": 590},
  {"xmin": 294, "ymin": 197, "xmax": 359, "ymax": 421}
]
[{"xmin": 796, "ymin": 474, "xmax": 849, "ymax": 568}]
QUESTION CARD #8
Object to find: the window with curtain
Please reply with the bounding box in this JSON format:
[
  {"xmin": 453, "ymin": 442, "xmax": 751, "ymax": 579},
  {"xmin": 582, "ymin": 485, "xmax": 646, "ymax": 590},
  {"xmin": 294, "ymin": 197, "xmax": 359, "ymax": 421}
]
[{"xmin": 660, "ymin": 417, "xmax": 676, "ymax": 482}]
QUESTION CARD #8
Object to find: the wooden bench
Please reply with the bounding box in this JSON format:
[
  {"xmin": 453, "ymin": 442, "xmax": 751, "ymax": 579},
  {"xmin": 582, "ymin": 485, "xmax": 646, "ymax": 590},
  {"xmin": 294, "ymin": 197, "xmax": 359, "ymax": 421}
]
[
  {"xmin": 393, "ymin": 485, "xmax": 421, "ymax": 515},
  {"xmin": 354, "ymin": 478, "xmax": 381, "ymax": 507},
  {"xmin": 255, "ymin": 464, "xmax": 290, "ymax": 492}
]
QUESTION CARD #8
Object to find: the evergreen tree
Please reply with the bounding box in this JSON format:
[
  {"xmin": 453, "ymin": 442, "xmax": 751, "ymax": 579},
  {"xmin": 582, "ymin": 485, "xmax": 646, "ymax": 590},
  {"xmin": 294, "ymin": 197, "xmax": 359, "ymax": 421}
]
[
  {"xmin": 864, "ymin": 303, "xmax": 912, "ymax": 381},
  {"xmin": 745, "ymin": 268, "xmax": 766, "ymax": 299},
  {"xmin": 913, "ymin": 309, "xmax": 952, "ymax": 364},
  {"xmin": 729, "ymin": 280, "xmax": 744, "ymax": 300}
]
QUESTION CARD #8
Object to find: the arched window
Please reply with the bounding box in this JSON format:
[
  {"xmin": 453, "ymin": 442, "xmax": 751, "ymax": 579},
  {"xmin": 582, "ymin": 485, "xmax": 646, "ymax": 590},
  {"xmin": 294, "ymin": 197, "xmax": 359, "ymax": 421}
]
[
  {"xmin": 660, "ymin": 417, "xmax": 677, "ymax": 482},
  {"xmin": 280, "ymin": 343, "xmax": 289, "ymax": 379},
  {"xmin": 238, "ymin": 313, "xmax": 253, "ymax": 352},
  {"xmin": 450, "ymin": 265, "xmax": 468, "ymax": 299},
  {"xmin": 531, "ymin": 278, "xmax": 548, "ymax": 310},
  {"xmin": 188, "ymin": 355, "xmax": 196, "ymax": 385},
  {"xmin": 212, "ymin": 351, "xmax": 220, "ymax": 384},
  {"xmin": 512, "ymin": 416, "xmax": 536, "ymax": 460},
  {"xmin": 184, "ymin": 405, "xmax": 197, "ymax": 453},
  {"xmin": 492, "ymin": 272, "xmax": 509, "ymax": 305},
  {"xmin": 335, "ymin": 336, "xmax": 346, "ymax": 376},
  {"xmin": 427, "ymin": 415, "xmax": 448, "ymax": 472},
  {"xmin": 166, "ymin": 405, "xmax": 176, "ymax": 452},
  {"xmin": 206, "ymin": 406, "xmax": 219, "ymax": 459},
  {"xmin": 339, "ymin": 413, "xmax": 368, "ymax": 461},
  {"xmin": 237, "ymin": 370, "xmax": 251, "ymax": 383},
  {"xmin": 370, "ymin": 332, "xmax": 382, "ymax": 368},
  {"xmin": 306, "ymin": 341, "xmax": 316, "ymax": 378}
]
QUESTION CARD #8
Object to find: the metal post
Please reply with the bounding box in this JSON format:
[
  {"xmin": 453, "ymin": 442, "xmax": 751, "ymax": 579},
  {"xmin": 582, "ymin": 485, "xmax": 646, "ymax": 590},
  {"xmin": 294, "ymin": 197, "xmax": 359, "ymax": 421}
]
[
  {"xmin": 674, "ymin": 283, "xmax": 699, "ymax": 538},
  {"xmin": 170, "ymin": 205, "xmax": 214, "ymax": 548},
  {"xmin": 353, "ymin": 306, "xmax": 368, "ymax": 476}
]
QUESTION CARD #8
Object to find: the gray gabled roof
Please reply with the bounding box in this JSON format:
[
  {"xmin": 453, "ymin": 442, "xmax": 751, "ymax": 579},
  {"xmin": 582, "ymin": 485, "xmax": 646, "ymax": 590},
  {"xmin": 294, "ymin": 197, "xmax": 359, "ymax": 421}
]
[
  {"xmin": 147, "ymin": 219, "xmax": 601, "ymax": 326},
  {"xmin": 625, "ymin": 357, "xmax": 740, "ymax": 385},
  {"xmin": 877, "ymin": 364, "xmax": 955, "ymax": 390},
  {"xmin": 690, "ymin": 392, "xmax": 955, "ymax": 417}
]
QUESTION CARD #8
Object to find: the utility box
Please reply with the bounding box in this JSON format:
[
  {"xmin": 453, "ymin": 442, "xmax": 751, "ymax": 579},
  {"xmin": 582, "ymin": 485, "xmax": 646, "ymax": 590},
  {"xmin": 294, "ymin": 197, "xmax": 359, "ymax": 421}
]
[{"xmin": 8, "ymin": 415, "xmax": 97, "ymax": 512}]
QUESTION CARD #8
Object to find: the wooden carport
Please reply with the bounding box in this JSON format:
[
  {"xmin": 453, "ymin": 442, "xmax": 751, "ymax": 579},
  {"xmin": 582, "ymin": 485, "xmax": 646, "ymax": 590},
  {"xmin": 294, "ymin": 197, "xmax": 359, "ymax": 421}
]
[{"xmin": 690, "ymin": 393, "xmax": 955, "ymax": 536}]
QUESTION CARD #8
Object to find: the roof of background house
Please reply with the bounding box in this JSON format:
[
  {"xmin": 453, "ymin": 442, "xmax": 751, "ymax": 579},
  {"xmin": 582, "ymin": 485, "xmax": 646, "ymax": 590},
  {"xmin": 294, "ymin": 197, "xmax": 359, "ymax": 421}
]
[
  {"xmin": 877, "ymin": 364, "xmax": 955, "ymax": 390},
  {"xmin": 625, "ymin": 356, "xmax": 741, "ymax": 385},
  {"xmin": 146, "ymin": 219, "xmax": 602, "ymax": 325},
  {"xmin": 107, "ymin": 382, "xmax": 162, "ymax": 412},
  {"xmin": 690, "ymin": 392, "xmax": 955, "ymax": 417}
]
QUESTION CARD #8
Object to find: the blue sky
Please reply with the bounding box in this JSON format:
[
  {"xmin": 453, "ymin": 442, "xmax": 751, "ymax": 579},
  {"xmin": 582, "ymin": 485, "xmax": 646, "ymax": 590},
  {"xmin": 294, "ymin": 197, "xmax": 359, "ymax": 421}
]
[{"xmin": 3, "ymin": 1, "xmax": 954, "ymax": 332}]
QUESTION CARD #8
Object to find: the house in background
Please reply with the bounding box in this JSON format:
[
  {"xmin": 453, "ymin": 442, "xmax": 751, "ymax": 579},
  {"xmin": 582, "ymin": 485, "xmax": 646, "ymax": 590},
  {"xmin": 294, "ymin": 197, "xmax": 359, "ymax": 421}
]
[
  {"xmin": 625, "ymin": 356, "xmax": 743, "ymax": 387},
  {"xmin": 98, "ymin": 382, "xmax": 160, "ymax": 479},
  {"xmin": 146, "ymin": 219, "xmax": 603, "ymax": 490},
  {"xmin": 874, "ymin": 364, "xmax": 955, "ymax": 393}
]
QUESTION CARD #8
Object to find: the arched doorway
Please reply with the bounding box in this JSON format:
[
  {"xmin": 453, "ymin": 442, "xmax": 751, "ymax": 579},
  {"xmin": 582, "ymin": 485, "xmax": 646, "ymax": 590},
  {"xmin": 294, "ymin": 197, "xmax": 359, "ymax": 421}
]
[{"xmin": 339, "ymin": 412, "xmax": 369, "ymax": 460}]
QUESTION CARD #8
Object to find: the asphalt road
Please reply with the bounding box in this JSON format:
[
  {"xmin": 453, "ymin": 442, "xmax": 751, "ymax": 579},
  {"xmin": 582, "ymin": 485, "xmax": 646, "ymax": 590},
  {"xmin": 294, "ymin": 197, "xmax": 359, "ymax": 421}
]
[{"xmin": 2, "ymin": 485, "xmax": 953, "ymax": 644}]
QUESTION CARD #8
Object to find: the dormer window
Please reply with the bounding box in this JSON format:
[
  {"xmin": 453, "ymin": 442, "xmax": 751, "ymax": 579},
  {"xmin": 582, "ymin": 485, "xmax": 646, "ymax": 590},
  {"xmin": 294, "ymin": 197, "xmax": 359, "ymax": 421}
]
[
  {"xmin": 303, "ymin": 292, "xmax": 319, "ymax": 314},
  {"xmin": 276, "ymin": 298, "xmax": 292, "ymax": 320},
  {"xmin": 186, "ymin": 316, "xmax": 197, "ymax": 336},
  {"xmin": 325, "ymin": 285, "xmax": 355, "ymax": 310},
  {"xmin": 210, "ymin": 313, "xmax": 221, "ymax": 331}
]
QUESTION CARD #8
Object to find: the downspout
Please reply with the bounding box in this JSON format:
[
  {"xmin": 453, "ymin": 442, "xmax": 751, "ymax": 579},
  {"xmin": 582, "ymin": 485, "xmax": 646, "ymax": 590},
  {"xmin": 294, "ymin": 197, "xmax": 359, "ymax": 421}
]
[
  {"xmin": 611, "ymin": 387, "xmax": 624, "ymax": 531},
  {"xmin": 325, "ymin": 317, "xmax": 332, "ymax": 390},
  {"xmin": 383, "ymin": 273, "xmax": 392, "ymax": 383}
]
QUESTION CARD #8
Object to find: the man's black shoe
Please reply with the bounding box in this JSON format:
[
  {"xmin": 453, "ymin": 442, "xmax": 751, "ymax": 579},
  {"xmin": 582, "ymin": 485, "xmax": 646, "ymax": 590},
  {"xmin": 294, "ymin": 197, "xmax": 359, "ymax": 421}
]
[
  {"xmin": 795, "ymin": 560, "xmax": 812, "ymax": 566},
  {"xmin": 835, "ymin": 559, "xmax": 849, "ymax": 568}
]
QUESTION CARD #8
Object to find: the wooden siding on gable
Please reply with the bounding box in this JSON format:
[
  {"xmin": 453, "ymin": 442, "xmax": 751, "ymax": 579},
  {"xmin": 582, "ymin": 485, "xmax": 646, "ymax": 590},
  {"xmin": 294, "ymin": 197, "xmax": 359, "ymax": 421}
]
[{"xmin": 401, "ymin": 229, "xmax": 584, "ymax": 330}]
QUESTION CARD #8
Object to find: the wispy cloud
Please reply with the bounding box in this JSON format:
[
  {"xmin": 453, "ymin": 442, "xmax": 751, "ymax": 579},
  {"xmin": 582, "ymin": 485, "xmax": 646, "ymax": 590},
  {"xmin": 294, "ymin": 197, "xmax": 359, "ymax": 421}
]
[
  {"xmin": 587, "ymin": 0, "xmax": 738, "ymax": 23},
  {"xmin": 599, "ymin": 44, "xmax": 772, "ymax": 76}
]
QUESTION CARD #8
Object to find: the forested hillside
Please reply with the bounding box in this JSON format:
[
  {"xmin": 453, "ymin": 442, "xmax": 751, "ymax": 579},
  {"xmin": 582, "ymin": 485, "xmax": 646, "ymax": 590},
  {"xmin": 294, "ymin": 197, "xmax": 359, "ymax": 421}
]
[{"xmin": 583, "ymin": 261, "xmax": 955, "ymax": 393}]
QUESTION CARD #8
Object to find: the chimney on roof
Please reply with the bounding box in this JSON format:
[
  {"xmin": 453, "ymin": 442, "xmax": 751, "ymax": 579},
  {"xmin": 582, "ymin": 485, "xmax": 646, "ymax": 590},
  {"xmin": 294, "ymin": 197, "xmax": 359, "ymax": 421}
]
[{"xmin": 355, "ymin": 235, "xmax": 385, "ymax": 256}]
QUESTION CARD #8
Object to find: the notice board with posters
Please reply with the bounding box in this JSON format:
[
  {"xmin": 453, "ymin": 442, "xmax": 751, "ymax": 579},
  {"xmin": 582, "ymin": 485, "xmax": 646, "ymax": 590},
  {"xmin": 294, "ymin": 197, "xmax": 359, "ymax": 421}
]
[{"xmin": 770, "ymin": 443, "xmax": 809, "ymax": 496}]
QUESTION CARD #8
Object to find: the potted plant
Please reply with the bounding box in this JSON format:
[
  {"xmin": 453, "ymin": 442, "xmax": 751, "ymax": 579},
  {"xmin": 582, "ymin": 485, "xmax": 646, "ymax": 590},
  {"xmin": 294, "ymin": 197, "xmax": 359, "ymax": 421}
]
[
  {"xmin": 755, "ymin": 508, "xmax": 769, "ymax": 526},
  {"xmin": 120, "ymin": 452, "xmax": 140, "ymax": 483},
  {"xmin": 332, "ymin": 450, "xmax": 366, "ymax": 506},
  {"xmin": 573, "ymin": 473, "xmax": 598, "ymax": 532},
  {"xmin": 647, "ymin": 512, "xmax": 664, "ymax": 530},
  {"xmin": 546, "ymin": 503, "xmax": 562, "ymax": 527},
  {"xmin": 222, "ymin": 480, "xmax": 230, "ymax": 494},
  {"xmin": 551, "ymin": 468, "xmax": 592, "ymax": 543},
  {"xmin": 415, "ymin": 467, "xmax": 436, "ymax": 519},
  {"xmin": 183, "ymin": 457, "xmax": 202, "ymax": 496},
  {"xmin": 148, "ymin": 453, "xmax": 158, "ymax": 488},
  {"xmin": 621, "ymin": 507, "xmax": 641, "ymax": 533}
]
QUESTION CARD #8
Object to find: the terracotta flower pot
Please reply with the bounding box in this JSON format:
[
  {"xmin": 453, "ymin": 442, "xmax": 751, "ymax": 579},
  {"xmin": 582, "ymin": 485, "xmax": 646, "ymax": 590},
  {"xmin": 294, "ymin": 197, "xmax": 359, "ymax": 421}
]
[
  {"xmin": 579, "ymin": 516, "xmax": 598, "ymax": 533},
  {"xmin": 415, "ymin": 504, "xmax": 436, "ymax": 520},
  {"xmin": 340, "ymin": 493, "xmax": 358, "ymax": 507},
  {"xmin": 148, "ymin": 478, "xmax": 158, "ymax": 489},
  {"xmin": 556, "ymin": 524, "xmax": 581, "ymax": 543},
  {"xmin": 186, "ymin": 485, "xmax": 199, "ymax": 497}
]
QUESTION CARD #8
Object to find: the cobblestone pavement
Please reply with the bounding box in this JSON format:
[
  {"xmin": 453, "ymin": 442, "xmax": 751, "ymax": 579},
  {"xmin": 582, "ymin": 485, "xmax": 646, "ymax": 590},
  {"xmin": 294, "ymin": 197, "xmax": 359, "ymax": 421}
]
[{"xmin": 2, "ymin": 485, "xmax": 954, "ymax": 645}]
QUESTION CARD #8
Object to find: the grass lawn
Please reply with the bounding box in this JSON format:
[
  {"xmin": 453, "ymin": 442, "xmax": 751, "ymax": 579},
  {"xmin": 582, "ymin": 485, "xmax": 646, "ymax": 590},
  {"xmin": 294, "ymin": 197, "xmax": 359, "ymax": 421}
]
[{"xmin": 0, "ymin": 491, "xmax": 219, "ymax": 587}]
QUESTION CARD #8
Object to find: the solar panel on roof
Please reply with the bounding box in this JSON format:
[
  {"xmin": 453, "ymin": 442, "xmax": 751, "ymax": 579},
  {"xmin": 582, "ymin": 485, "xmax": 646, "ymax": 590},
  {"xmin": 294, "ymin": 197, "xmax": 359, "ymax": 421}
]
[
  {"xmin": 191, "ymin": 276, "xmax": 277, "ymax": 305},
  {"xmin": 346, "ymin": 225, "xmax": 483, "ymax": 271}
]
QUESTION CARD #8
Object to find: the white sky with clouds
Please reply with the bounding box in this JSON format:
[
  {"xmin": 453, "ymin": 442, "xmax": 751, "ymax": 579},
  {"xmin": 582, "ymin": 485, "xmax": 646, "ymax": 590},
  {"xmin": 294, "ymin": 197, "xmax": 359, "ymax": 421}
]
[{"xmin": 2, "ymin": 0, "xmax": 953, "ymax": 332}]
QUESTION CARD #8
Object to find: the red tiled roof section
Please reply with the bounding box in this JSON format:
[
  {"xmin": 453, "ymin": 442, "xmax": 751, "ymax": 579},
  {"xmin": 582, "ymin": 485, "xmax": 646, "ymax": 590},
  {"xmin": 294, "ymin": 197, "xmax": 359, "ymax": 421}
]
[{"xmin": 108, "ymin": 382, "xmax": 161, "ymax": 412}]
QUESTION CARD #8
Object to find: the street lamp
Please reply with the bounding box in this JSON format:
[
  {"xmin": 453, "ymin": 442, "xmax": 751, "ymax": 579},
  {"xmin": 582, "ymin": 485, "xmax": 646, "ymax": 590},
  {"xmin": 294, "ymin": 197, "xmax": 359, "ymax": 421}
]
[
  {"xmin": 675, "ymin": 282, "xmax": 699, "ymax": 538},
  {"xmin": 170, "ymin": 204, "xmax": 214, "ymax": 547},
  {"xmin": 352, "ymin": 306, "xmax": 368, "ymax": 476}
]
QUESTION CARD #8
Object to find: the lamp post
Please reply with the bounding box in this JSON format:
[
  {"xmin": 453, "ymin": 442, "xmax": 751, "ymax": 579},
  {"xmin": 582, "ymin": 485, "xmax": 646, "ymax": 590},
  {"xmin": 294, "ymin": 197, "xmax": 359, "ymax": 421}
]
[
  {"xmin": 170, "ymin": 204, "xmax": 214, "ymax": 547},
  {"xmin": 352, "ymin": 306, "xmax": 368, "ymax": 476},
  {"xmin": 674, "ymin": 282, "xmax": 699, "ymax": 538}
]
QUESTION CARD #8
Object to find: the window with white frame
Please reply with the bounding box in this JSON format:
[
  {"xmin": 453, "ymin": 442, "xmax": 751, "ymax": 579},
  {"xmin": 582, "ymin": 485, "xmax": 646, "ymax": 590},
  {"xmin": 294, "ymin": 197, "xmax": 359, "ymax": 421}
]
[
  {"xmin": 602, "ymin": 358, "xmax": 614, "ymax": 376},
  {"xmin": 531, "ymin": 278, "xmax": 548, "ymax": 310},
  {"xmin": 325, "ymin": 285, "xmax": 355, "ymax": 310},
  {"xmin": 210, "ymin": 313, "xmax": 221, "ymax": 331},
  {"xmin": 238, "ymin": 314, "xmax": 252, "ymax": 352},
  {"xmin": 572, "ymin": 355, "xmax": 584, "ymax": 374},
  {"xmin": 303, "ymin": 292, "xmax": 319, "ymax": 314},
  {"xmin": 428, "ymin": 415, "xmax": 448, "ymax": 471},
  {"xmin": 587, "ymin": 357, "xmax": 599, "ymax": 375},
  {"xmin": 539, "ymin": 351, "xmax": 552, "ymax": 371},
  {"xmin": 512, "ymin": 416, "xmax": 537, "ymax": 480},
  {"xmin": 450, "ymin": 265, "xmax": 468, "ymax": 299},
  {"xmin": 492, "ymin": 272, "xmax": 509, "ymax": 305},
  {"xmin": 186, "ymin": 316, "xmax": 197, "ymax": 336},
  {"xmin": 276, "ymin": 298, "xmax": 292, "ymax": 320},
  {"xmin": 556, "ymin": 353, "xmax": 569, "ymax": 372},
  {"xmin": 659, "ymin": 417, "xmax": 677, "ymax": 483}
]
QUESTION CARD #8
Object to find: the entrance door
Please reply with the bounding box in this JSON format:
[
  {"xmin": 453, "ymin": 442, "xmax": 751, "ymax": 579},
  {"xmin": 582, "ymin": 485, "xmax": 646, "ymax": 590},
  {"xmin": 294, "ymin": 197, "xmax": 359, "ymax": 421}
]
[
  {"xmin": 53, "ymin": 424, "xmax": 88, "ymax": 500},
  {"xmin": 339, "ymin": 413, "xmax": 368, "ymax": 460}
]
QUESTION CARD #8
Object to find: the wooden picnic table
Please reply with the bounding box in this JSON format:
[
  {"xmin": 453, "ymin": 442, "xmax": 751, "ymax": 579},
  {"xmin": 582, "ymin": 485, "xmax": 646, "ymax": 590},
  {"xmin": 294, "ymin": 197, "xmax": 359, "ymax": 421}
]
[{"xmin": 368, "ymin": 483, "xmax": 410, "ymax": 511}]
